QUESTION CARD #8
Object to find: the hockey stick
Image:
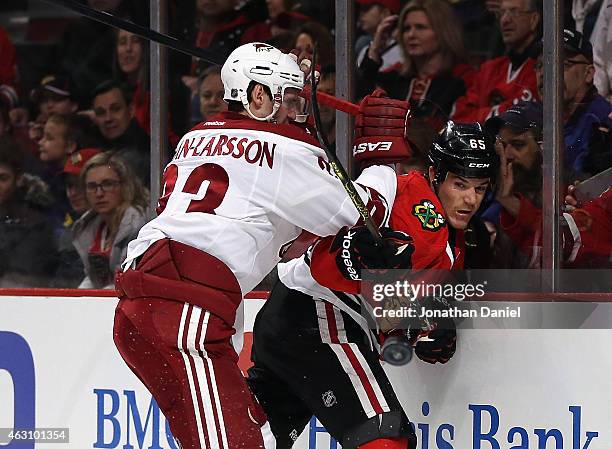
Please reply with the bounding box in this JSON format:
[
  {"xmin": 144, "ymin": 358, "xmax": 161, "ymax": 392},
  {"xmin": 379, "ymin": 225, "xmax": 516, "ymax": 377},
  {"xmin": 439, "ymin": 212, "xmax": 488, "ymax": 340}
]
[
  {"xmin": 41, "ymin": 0, "xmax": 360, "ymax": 116},
  {"xmin": 309, "ymin": 47, "xmax": 413, "ymax": 365},
  {"xmin": 42, "ymin": 0, "xmax": 222, "ymax": 64},
  {"xmin": 309, "ymin": 45, "xmax": 383, "ymax": 245}
]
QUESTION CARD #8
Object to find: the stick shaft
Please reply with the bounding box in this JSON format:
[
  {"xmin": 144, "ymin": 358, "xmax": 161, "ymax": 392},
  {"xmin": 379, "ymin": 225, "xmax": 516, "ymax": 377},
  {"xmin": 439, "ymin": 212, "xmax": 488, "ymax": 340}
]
[
  {"xmin": 301, "ymin": 85, "xmax": 359, "ymax": 116},
  {"xmin": 309, "ymin": 47, "xmax": 382, "ymax": 244}
]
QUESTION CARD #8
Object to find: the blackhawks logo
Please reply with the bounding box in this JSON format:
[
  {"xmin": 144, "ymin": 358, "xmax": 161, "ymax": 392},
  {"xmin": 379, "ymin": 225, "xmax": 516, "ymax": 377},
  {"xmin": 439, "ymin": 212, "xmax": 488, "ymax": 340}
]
[{"xmin": 412, "ymin": 200, "xmax": 445, "ymax": 231}]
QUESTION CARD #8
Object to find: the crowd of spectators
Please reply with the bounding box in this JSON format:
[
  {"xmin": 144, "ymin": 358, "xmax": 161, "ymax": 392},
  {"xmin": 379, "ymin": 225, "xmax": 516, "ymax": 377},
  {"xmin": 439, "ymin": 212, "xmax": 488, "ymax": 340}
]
[{"xmin": 0, "ymin": 0, "xmax": 610, "ymax": 288}]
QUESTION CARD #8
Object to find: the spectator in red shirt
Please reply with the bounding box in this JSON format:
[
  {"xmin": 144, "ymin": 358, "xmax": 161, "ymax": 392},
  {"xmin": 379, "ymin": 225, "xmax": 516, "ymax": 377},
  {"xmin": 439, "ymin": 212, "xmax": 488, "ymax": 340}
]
[
  {"xmin": 483, "ymin": 100, "xmax": 544, "ymax": 268},
  {"xmin": 452, "ymin": 0, "xmax": 542, "ymax": 122}
]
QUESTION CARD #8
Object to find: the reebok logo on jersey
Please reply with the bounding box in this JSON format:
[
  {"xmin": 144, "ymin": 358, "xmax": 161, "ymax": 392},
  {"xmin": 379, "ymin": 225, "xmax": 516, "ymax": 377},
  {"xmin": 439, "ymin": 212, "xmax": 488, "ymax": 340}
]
[
  {"xmin": 341, "ymin": 230, "xmax": 360, "ymax": 280},
  {"xmin": 352, "ymin": 141, "xmax": 393, "ymax": 155},
  {"xmin": 204, "ymin": 121, "xmax": 225, "ymax": 126}
]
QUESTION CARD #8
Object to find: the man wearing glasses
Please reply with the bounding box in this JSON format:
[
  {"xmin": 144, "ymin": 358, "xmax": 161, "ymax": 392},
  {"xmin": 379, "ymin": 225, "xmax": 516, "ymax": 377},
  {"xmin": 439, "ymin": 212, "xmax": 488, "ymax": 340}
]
[
  {"xmin": 535, "ymin": 29, "xmax": 612, "ymax": 181},
  {"xmin": 452, "ymin": 0, "xmax": 541, "ymax": 123}
]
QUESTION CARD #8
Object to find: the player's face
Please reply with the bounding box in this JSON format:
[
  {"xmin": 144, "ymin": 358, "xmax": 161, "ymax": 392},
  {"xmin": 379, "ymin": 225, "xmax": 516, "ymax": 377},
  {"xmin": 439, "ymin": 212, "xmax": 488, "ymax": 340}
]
[
  {"xmin": 93, "ymin": 88, "xmax": 133, "ymax": 140},
  {"xmin": 65, "ymin": 174, "xmax": 88, "ymax": 215},
  {"xmin": 436, "ymin": 171, "xmax": 489, "ymax": 230},
  {"xmin": 39, "ymin": 120, "xmax": 69, "ymax": 163},
  {"xmin": 0, "ymin": 164, "xmax": 17, "ymax": 206},
  {"xmin": 85, "ymin": 165, "xmax": 123, "ymax": 217},
  {"xmin": 498, "ymin": 127, "xmax": 540, "ymax": 170},
  {"xmin": 402, "ymin": 10, "xmax": 439, "ymax": 58},
  {"xmin": 276, "ymin": 88, "xmax": 304, "ymax": 124},
  {"xmin": 199, "ymin": 73, "xmax": 226, "ymax": 120},
  {"xmin": 117, "ymin": 30, "xmax": 143, "ymax": 78}
]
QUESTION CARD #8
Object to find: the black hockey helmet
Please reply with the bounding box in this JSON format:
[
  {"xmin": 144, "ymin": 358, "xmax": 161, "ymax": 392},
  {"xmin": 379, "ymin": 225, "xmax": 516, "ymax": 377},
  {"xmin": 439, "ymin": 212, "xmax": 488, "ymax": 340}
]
[{"xmin": 428, "ymin": 121, "xmax": 499, "ymax": 186}]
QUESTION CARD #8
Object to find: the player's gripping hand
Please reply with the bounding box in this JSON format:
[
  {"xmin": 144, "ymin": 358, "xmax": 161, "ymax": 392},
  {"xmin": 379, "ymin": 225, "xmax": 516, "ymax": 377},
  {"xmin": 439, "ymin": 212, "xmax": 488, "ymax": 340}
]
[
  {"xmin": 329, "ymin": 225, "xmax": 414, "ymax": 281},
  {"xmin": 288, "ymin": 47, "xmax": 320, "ymax": 82},
  {"xmin": 353, "ymin": 89, "xmax": 413, "ymax": 167},
  {"xmin": 410, "ymin": 328, "xmax": 457, "ymax": 364},
  {"xmin": 410, "ymin": 296, "xmax": 457, "ymax": 364}
]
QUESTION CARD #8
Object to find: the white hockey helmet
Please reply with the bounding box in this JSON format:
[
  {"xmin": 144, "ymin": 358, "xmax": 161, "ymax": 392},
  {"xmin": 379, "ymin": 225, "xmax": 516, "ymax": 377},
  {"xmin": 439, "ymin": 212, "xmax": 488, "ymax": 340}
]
[{"xmin": 221, "ymin": 42, "xmax": 305, "ymax": 121}]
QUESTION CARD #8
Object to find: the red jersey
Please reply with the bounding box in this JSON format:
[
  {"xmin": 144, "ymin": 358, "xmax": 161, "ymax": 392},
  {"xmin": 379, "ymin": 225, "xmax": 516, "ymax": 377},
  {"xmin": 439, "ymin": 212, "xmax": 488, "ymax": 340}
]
[
  {"xmin": 278, "ymin": 171, "xmax": 460, "ymax": 331},
  {"xmin": 452, "ymin": 55, "xmax": 539, "ymax": 123},
  {"xmin": 500, "ymin": 189, "xmax": 612, "ymax": 267}
]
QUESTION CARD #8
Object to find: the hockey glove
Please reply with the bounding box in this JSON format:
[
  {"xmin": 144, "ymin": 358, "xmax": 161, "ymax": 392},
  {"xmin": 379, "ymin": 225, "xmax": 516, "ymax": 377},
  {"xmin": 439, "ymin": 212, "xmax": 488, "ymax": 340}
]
[
  {"xmin": 288, "ymin": 47, "xmax": 320, "ymax": 82},
  {"xmin": 330, "ymin": 225, "xmax": 414, "ymax": 281},
  {"xmin": 353, "ymin": 88, "xmax": 414, "ymax": 167},
  {"xmin": 410, "ymin": 296, "xmax": 457, "ymax": 364}
]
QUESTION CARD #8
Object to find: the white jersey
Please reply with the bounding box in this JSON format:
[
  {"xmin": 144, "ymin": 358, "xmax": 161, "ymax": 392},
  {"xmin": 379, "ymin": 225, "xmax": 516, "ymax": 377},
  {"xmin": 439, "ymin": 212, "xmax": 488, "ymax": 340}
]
[
  {"xmin": 277, "ymin": 164, "xmax": 397, "ymax": 345},
  {"xmin": 124, "ymin": 112, "xmax": 395, "ymax": 294}
]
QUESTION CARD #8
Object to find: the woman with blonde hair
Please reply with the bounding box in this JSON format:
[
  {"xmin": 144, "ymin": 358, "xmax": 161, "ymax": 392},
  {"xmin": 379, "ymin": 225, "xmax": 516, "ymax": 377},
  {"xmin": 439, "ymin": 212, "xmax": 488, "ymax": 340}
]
[
  {"xmin": 358, "ymin": 0, "xmax": 474, "ymax": 115},
  {"xmin": 72, "ymin": 152, "xmax": 149, "ymax": 288}
]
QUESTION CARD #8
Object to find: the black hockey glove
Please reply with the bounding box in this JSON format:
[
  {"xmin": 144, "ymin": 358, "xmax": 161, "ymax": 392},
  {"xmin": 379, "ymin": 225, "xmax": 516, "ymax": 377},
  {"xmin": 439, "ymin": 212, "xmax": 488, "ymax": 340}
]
[
  {"xmin": 330, "ymin": 225, "xmax": 414, "ymax": 281},
  {"xmin": 411, "ymin": 328, "xmax": 456, "ymax": 364},
  {"xmin": 410, "ymin": 296, "xmax": 457, "ymax": 364}
]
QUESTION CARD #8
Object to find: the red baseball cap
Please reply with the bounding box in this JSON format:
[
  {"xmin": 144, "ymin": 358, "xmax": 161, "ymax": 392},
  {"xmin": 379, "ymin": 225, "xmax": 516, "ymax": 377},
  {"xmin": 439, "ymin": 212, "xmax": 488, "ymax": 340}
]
[
  {"xmin": 355, "ymin": 0, "xmax": 401, "ymax": 14},
  {"xmin": 63, "ymin": 148, "xmax": 101, "ymax": 175}
]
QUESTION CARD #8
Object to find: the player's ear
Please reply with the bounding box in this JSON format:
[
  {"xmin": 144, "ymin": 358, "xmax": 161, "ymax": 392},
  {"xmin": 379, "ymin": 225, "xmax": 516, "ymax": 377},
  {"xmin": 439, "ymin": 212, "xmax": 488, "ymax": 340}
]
[
  {"xmin": 250, "ymin": 84, "xmax": 267, "ymax": 109},
  {"xmin": 428, "ymin": 166, "xmax": 436, "ymax": 188}
]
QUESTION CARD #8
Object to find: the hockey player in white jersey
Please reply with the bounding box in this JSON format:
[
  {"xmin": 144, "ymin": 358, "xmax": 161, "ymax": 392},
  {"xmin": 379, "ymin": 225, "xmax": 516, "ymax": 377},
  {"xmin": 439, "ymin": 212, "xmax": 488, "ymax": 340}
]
[
  {"xmin": 247, "ymin": 94, "xmax": 499, "ymax": 449},
  {"xmin": 113, "ymin": 42, "xmax": 413, "ymax": 449}
]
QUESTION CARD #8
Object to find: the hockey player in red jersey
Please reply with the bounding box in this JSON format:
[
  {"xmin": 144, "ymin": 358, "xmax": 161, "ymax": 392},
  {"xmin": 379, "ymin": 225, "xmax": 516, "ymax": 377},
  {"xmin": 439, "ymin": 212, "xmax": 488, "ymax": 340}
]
[
  {"xmin": 113, "ymin": 43, "xmax": 413, "ymax": 449},
  {"xmin": 247, "ymin": 95, "xmax": 499, "ymax": 449}
]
